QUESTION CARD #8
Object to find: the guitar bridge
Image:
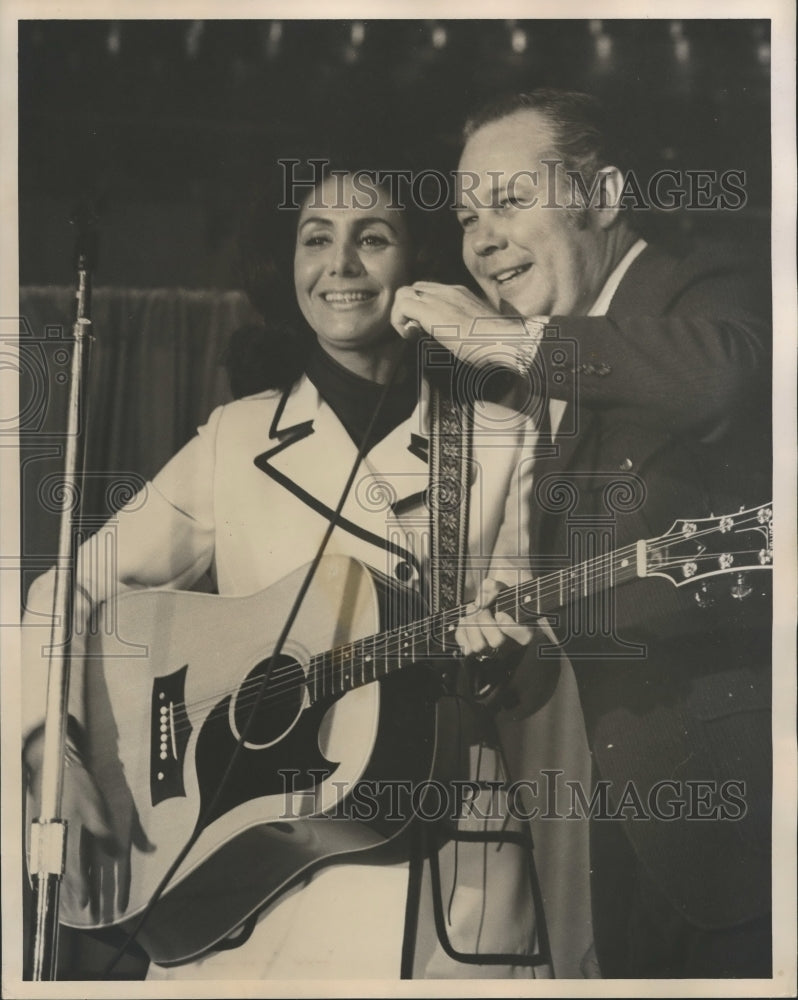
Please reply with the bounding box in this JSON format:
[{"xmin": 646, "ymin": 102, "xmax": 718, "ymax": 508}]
[{"xmin": 151, "ymin": 664, "xmax": 192, "ymax": 806}]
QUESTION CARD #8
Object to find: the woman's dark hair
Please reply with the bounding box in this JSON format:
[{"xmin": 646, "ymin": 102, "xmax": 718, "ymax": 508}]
[{"xmin": 226, "ymin": 148, "xmax": 456, "ymax": 398}]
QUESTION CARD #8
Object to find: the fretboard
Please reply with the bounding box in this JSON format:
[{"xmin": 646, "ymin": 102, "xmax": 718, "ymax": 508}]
[{"xmin": 306, "ymin": 541, "xmax": 641, "ymax": 704}]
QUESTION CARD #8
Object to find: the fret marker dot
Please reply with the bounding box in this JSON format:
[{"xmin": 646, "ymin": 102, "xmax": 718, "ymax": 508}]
[
  {"xmin": 365, "ymin": 655, "xmax": 372, "ymax": 662},
  {"xmin": 621, "ymin": 559, "xmax": 629, "ymax": 567},
  {"xmin": 523, "ymin": 595, "xmax": 531, "ymax": 603}
]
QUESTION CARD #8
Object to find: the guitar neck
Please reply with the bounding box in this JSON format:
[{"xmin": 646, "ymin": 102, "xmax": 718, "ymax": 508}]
[
  {"xmin": 305, "ymin": 500, "xmax": 773, "ymax": 704},
  {"xmin": 305, "ymin": 542, "xmax": 641, "ymax": 704}
]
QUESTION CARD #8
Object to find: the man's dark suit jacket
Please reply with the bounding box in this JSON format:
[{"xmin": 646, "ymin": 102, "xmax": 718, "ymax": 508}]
[{"xmin": 510, "ymin": 238, "xmax": 772, "ymax": 932}]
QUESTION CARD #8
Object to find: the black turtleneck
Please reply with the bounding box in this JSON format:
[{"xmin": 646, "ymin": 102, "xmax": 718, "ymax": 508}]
[{"xmin": 305, "ymin": 341, "xmax": 418, "ymax": 452}]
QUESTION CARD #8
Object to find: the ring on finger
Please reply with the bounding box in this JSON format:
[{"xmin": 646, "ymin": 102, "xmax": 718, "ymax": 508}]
[{"xmin": 476, "ymin": 649, "xmax": 499, "ymax": 662}]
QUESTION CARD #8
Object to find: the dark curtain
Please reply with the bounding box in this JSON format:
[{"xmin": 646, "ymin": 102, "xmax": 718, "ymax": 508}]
[{"xmin": 19, "ymin": 285, "xmax": 260, "ymax": 579}]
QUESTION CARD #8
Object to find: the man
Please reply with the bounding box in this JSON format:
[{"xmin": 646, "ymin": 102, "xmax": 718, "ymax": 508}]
[{"xmin": 392, "ymin": 89, "xmax": 772, "ymax": 978}]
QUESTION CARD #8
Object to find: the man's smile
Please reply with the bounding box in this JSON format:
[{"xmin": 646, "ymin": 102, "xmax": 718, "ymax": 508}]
[{"xmin": 491, "ymin": 263, "xmax": 532, "ymax": 285}]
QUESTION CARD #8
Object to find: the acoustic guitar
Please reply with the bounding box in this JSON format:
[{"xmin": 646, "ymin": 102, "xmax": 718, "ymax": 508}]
[{"xmin": 30, "ymin": 503, "xmax": 773, "ymax": 965}]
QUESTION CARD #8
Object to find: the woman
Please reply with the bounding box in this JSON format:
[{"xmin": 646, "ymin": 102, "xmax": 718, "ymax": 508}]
[{"xmin": 23, "ymin": 161, "xmax": 545, "ymax": 980}]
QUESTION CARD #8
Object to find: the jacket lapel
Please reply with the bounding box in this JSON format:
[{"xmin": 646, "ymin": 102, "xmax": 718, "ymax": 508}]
[
  {"xmin": 543, "ymin": 245, "xmax": 664, "ymax": 471},
  {"xmin": 253, "ymin": 375, "xmax": 431, "ymax": 568},
  {"xmin": 361, "ymin": 383, "xmax": 431, "ymax": 516},
  {"xmin": 254, "ymin": 376, "xmax": 361, "ymax": 516},
  {"xmin": 607, "ymin": 243, "xmax": 677, "ymax": 317}
]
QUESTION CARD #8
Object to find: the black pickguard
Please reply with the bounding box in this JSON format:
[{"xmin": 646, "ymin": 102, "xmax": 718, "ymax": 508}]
[
  {"xmin": 192, "ymin": 572, "xmax": 440, "ymax": 841},
  {"xmin": 194, "ymin": 656, "xmax": 339, "ymax": 827}
]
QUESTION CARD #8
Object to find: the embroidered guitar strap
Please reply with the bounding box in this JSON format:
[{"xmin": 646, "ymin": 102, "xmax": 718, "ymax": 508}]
[
  {"xmin": 400, "ymin": 374, "xmax": 552, "ymax": 978},
  {"xmin": 427, "ymin": 382, "xmax": 474, "ymax": 619},
  {"xmin": 401, "ymin": 376, "xmax": 474, "ymax": 980}
]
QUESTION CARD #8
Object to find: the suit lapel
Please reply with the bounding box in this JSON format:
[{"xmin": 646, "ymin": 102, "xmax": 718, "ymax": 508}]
[
  {"xmin": 607, "ymin": 243, "xmax": 678, "ymax": 317},
  {"xmin": 544, "ymin": 245, "xmax": 667, "ymax": 470}
]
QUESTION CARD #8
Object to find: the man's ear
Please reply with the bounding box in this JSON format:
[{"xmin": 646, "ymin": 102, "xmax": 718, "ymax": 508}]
[{"xmin": 591, "ymin": 165, "xmax": 625, "ymax": 229}]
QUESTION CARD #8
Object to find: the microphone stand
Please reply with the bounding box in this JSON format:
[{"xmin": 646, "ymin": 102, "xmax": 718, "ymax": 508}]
[{"xmin": 28, "ymin": 205, "xmax": 97, "ymax": 981}]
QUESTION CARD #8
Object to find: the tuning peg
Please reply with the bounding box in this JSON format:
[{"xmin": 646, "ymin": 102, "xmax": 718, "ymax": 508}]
[
  {"xmin": 694, "ymin": 581, "xmax": 716, "ymax": 608},
  {"xmin": 730, "ymin": 573, "xmax": 753, "ymax": 600}
]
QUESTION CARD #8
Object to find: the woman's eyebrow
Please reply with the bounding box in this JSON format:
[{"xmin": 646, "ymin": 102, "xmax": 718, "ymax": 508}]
[
  {"xmin": 297, "ymin": 215, "xmax": 334, "ymax": 230},
  {"xmin": 355, "ymin": 215, "xmax": 400, "ymax": 234},
  {"xmin": 298, "ymin": 214, "xmax": 399, "ymax": 233}
]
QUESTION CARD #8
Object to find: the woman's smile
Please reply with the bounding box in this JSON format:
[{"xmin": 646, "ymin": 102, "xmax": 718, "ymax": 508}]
[
  {"xmin": 318, "ymin": 288, "xmax": 379, "ymax": 307},
  {"xmin": 294, "ymin": 174, "xmax": 413, "ymax": 364}
]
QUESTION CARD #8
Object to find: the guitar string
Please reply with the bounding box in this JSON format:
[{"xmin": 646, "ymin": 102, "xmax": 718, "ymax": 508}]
[
  {"xmin": 195, "ymin": 513, "xmax": 762, "ymax": 726},
  {"xmin": 152, "ymin": 518, "xmax": 768, "ymax": 736},
  {"xmin": 160, "ymin": 538, "xmax": 645, "ymax": 731},
  {"xmin": 159, "ymin": 530, "xmax": 769, "ymax": 736},
  {"xmin": 154, "ymin": 517, "xmax": 769, "ymax": 731},
  {"xmin": 118, "ymin": 540, "xmax": 774, "ymax": 807}
]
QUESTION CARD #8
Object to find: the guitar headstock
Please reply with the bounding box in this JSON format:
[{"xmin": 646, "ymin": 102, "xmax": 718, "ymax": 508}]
[{"xmin": 642, "ymin": 504, "xmax": 773, "ymax": 590}]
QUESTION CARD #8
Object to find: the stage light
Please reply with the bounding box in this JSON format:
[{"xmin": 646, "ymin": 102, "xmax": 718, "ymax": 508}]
[
  {"xmin": 750, "ymin": 22, "xmax": 769, "ymax": 66},
  {"xmin": 596, "ymin": 33, "xmax": 612, "ymax": 61},
  {"xmin": 185, "ymin": 21, "xmax": 204, "ymax": 60},
  {"xmin": 350, "ymin": 22, "xmax": 365, "ymax": 47},
  {"xmin": 106, "ymin": 22, "xmax": 121, "ymax": 57},
  {"xmin": 265, "ymin": 21, "xmax": 283, "ymax": 59},
  {"xmin": 511, "ymin": 28, "xmax": 528, "ymax": 54}
]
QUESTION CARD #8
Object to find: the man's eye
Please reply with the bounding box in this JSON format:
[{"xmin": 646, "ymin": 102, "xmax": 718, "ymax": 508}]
[
  {"xmin": 458, "ymin": 214, "xmax": 477, "ymax": 231},
  {"xmin": 302, "ymin": 234, "xmax": 330, "ymax": 247},
  {"xmin": 498, "ymin": 196, "xmax": 523, "ymax": 211}
]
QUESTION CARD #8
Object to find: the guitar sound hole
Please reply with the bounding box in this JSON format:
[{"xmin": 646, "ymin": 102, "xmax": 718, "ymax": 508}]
[{"xmin": 230, "ymin": 655, "xmax": 306, "ymax": 749}]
